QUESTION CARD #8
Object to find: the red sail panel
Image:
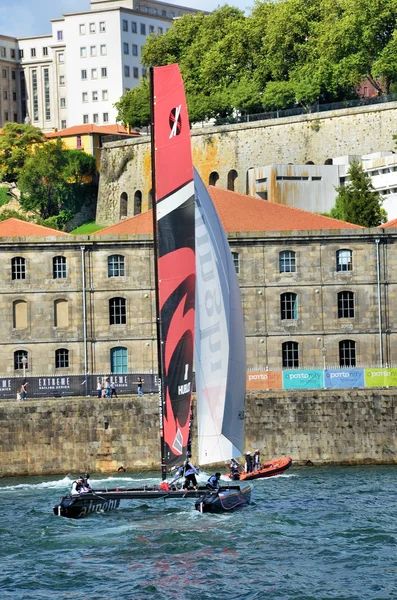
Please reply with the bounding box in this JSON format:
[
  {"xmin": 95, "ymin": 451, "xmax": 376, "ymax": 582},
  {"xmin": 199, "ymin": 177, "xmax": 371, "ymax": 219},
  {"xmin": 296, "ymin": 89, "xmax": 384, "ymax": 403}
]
[
  {"xmin": 153, "ymin": 64, "xmax": 193, "ymax": 201},
  {"xmin": 152, "ymin": 64, "xmax": 195, "ymax": 471}
]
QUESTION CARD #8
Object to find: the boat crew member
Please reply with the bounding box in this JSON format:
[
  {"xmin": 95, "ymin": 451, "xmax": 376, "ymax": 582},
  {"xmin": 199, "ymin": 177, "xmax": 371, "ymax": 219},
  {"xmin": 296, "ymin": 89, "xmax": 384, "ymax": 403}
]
[
  {"xmin": 253, "ymin": 449, "xmax": 261, "ymax": 472},
  {"xmin": 71, "ymin": 475, "xmax": 86, "ymax": 495},
  {"xmin": 245, "ymin": 452, "xmax": 253, "ymax": 473},
  {"xmin": 230, "ymin": 458, "xmax": 241, "ymax": 480},
  {"xmin": 183, "ymin": 458, "xmax": 198, "ymax": 490},
  {"xmin": 169, "ymin": 465, "xmax": 184, "ymax": 488},
  {"xmin": 83, "ymin": 473, "xmax": 92, "ymax": 491},
  {"xmin": 206, "ymin": 472, "xmax": 221, "ymax": 490}
]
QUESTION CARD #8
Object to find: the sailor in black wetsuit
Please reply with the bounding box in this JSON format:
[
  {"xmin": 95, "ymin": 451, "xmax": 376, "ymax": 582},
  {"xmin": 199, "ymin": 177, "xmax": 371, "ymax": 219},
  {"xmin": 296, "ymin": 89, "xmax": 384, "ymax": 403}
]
[
  {"xmin": 206, "ymin": 472, "xmax": 221, "ymax": 490},
  {"xmin": 71, "ymin": 475, "xmax": 85, "ymax": 495},
  {"xmin": 183, "ymin": 457, "xmax": 198, "ymax": 490},
  {"xmin": 245, "ymin": 452, "xmax": 253, "ymax": 473}
]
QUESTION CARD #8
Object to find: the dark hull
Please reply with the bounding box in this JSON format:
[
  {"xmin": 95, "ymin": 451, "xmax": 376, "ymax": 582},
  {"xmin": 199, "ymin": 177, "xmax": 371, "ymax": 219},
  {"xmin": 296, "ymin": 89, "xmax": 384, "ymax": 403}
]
[
  {"xmin": 228, "ymin": 456, "xmax": 292, "ymax": 482},
  {"xmin": 195, "ymin": 483, "xmax": 252, "ymax": 513},
  {"xmin": 53, "ymin": 484, "xmax": 252, "ymax": 519}
]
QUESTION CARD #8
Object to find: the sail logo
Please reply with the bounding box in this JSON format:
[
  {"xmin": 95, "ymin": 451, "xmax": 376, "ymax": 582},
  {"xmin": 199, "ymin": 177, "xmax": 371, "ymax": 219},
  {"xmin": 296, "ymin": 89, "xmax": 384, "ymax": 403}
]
[
  {"xmin": 178, "ymin": 382, "xmax": 191, "ymax": 395},
  {"xmin": 169, "ymin": 105, "xmax": 182, "ymax": 138},
  {"xmin": 172, "ymin": 428, "xmax": 183, "ymax": 454}
]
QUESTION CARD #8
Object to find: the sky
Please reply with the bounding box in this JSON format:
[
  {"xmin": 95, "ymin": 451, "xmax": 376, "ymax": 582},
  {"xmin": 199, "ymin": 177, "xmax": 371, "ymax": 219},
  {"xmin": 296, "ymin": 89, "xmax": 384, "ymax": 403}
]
[{"xmin": 1, "ymin": 0, "xmax": 253, "ymax": 38}]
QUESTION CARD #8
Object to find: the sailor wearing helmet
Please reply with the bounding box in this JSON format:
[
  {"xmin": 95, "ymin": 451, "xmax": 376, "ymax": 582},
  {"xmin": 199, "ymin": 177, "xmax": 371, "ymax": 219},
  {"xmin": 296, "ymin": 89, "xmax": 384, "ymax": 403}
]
[{"xmin": 71, "ymin": 475, "xmax": 86, "ymax": 495}]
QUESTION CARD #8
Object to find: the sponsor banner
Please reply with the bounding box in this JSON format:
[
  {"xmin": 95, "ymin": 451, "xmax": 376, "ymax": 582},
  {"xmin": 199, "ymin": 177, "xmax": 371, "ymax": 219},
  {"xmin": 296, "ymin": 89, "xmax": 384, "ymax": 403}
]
[
  {"xmin": 0, "ymin": 373, "xmax": 159, "ymax": 400},
  {"xmin": 0, "ymin": 378, "xmax": 17, "ymax": 399},
  {"xmin": 324, "ymin": 369, "xmax": 365, "ymax": 389},
  {"xmin": 283, "ymin": 370, "xmax": 324, "ymax": 390},
  {"xmin": 246, "ymin": 371, "xmax": 282, "ymax": 390},
  {"xmin": 364, "ymin": 368, "xmax": 397, "ymax": 387}
]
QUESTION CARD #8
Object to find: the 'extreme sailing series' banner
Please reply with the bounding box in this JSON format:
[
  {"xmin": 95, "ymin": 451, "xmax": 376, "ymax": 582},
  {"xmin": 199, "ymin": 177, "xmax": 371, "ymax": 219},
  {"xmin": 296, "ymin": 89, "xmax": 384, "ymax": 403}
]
[{"xmin": 152, "ymin": 64, "xmax": 195, "ymax": 470}]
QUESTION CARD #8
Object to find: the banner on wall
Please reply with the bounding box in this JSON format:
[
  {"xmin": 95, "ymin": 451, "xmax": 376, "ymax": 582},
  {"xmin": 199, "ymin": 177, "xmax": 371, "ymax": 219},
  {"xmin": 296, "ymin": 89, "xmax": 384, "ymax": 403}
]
[
  {"xmin": 283, "ymin": 369, "xmax": 324, "ymax": 390},
  {"xmin": 364, "ymin": 368, "xmax": 397, "ymax": 387},
  {"xmin": 324, "ymin": 369, "xmax": 364, "ymax": 389},
  {"xmin": 246, "ymin": 371, "xmax": 282, "ymax": 390}
]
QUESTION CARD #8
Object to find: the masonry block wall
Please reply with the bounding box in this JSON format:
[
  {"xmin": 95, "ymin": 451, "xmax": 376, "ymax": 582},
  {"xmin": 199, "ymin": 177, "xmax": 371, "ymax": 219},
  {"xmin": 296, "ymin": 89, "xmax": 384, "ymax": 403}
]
[
  {"xmin": 96, "ymin": 102, "xmax": 397, "ymax": 225},
  {"xmin": 0, "ymin": 390, "xmax": 396, "ymax": 476}
]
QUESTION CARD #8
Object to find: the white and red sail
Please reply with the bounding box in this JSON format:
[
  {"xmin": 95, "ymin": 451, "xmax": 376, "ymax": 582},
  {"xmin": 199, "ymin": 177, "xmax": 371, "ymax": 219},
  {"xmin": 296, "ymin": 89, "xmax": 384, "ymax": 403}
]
[{"xmin": 151, "ymin": 65, "xmax": 195, "ymax": 475}]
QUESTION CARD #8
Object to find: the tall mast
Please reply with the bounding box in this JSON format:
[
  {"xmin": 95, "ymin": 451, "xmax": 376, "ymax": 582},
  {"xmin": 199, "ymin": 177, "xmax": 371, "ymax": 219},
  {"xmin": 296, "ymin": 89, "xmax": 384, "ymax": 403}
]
[{"xmin": 150, "ymin": 67, "xmax": 167, "ymax": 480}]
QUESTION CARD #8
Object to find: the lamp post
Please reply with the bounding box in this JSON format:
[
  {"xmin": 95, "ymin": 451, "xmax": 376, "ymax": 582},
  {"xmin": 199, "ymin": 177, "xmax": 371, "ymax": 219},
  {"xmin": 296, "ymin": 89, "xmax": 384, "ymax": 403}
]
[
  {"xmin": 322, "ymin": 347, "xmax": 326, "ymax": 370},
  {"xmin": 22, "ymin": 355, "xmax": 28, "ymax": 378}
]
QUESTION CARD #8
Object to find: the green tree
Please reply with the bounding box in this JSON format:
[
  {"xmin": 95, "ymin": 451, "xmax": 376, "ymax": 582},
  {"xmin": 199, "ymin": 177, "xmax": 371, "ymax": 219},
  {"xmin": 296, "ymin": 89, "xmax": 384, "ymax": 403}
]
[
  {"xmin": 18, "ymin": 139, "xmax": 97, "ymax": 227},
  {"xmin": 330, "ymin": 159, "xmax": 386, "ymax": 227},
  {"xmin": 0, "ymin": 122, "xmax": 45, "ymax": 182},
  {"xmin": 114, "ymin": 78, "xmax": 151, "ymax": 129}
]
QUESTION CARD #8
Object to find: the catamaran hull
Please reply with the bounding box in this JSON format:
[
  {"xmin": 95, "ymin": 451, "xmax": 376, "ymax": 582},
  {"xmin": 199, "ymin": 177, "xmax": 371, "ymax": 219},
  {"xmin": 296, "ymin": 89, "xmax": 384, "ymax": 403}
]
[
  {"xmin": 227, "ymin": 456, "xmax": 292, "ymax": 482},
  {"xmin": 195, "ymin": 483, "xmax": 252, "ymax": 513},
  {"xmin": 53, "ymin": 485, "xmax": 251, "ymax": 519}
]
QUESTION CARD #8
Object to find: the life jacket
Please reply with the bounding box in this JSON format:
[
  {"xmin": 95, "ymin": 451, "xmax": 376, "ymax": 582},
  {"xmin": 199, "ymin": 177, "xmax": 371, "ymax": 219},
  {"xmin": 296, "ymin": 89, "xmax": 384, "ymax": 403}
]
[
  {"xmin": 159, "ymin": 481, "xmax": 170, "ymax": 491},
  {"xmin": 207, "ymin": 475, "xmax": 219, "ymax": 489}
]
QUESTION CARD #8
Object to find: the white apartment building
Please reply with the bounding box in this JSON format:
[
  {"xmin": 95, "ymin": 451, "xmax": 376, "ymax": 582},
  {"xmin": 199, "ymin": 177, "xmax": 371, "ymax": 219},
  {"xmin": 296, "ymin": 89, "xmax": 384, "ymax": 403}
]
[{"xmin": 0, "ymin": 1, "xmax": 201, "ymax": 132}]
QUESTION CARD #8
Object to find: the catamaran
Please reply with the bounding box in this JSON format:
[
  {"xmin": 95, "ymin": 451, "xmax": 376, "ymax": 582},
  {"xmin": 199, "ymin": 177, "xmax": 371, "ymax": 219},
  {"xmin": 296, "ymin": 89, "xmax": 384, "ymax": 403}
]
[{"xmin": 53, "ymin": 64, "xmax": 252, "ymax": 519}]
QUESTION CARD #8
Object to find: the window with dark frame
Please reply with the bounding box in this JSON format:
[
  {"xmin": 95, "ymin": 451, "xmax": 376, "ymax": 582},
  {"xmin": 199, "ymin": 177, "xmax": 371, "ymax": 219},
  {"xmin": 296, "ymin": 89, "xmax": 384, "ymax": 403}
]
[
  {"xmin": 55, "ymin": 348, "xmax": 69, "ymax": 368},
  {"xmin": 53, "ymin": 256, "xmax": 67, "ymax": 279},
  {"xmin": 282, "ymin": 341, "xmax": 299, "ymax": 368},
  {"xmin": 109, "ymin": 297, "xmax": 126, "ymax": 325},
  {"xmin": 12, "ymin": 257, "xmax": 26, "ymax": 280},
  {"xmin": 339, "ymin": 339, "xmax": 356, "ymax": 367},
  {"xmin": 14, "ymin": 350, "xmax": 28, "ymax": 370},
  {"xmin": 108, "ymin": 255, "xmax": 125, "ymax": 277},
  {"xmin": 338, "ymin": 291, "xmax": 354, "ymax": 318},
  {"xmin": 279, "ymin": 250, "xmax": 296, "ymax": 273},
  {"xmin": 280, "ymin": 292, "xmax": 298, "ymax": 320},
  {"xmin": 336, "ymin": 249, "xmax": 352, "ymax": 272},
  {"xmin": 231, "ymin": 252, "xmax": 240, "ymax": 274}
]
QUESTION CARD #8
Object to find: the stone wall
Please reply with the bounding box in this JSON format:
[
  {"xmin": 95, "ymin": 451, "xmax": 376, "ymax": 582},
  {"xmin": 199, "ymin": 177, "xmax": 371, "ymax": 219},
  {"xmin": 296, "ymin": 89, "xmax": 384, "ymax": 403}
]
[
  {"xmin": 96, "ymin": 102, "xmax": 397, "ymax": 225},
  {"xmin": 1, "ymin": 389, "xmax": 396, "ymax": 476}
]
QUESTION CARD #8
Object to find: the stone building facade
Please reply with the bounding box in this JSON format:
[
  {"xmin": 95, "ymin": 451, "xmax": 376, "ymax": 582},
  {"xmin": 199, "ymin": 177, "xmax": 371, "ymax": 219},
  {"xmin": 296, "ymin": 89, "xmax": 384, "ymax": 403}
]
[
  {"xmin": 96, "ymin": 101, "xmax": 397, "ymax": 225},
  {"xmin": 1, "ymin": 224, "xmax": 396, "ymax": 376}
]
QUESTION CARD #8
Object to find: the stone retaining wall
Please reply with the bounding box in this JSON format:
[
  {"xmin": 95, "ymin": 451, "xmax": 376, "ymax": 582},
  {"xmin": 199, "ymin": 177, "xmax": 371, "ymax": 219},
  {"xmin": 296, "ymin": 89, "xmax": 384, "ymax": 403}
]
[{"xmin": 0, "ymin": 389, "xmax": 396, "ymax": 476}]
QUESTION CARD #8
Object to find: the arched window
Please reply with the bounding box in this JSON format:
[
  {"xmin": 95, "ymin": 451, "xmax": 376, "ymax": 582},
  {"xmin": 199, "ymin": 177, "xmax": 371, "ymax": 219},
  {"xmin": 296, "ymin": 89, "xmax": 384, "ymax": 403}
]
[
  {"xmin": 120, "ymin": 192, "xmax": 128, "ymax": 219},
  {"xmin": 54, "ymin": 299, "xmax": 69, "ymax": 327},
  {"xmin": 13, "ymin": 300, "xmax": 27, "ymax": 329},
  {"xmin": 282, "ymin": 341, "xmax": 299, "ymax": 368},
  {"xmin": 14, "ymin": 350, "xmax": 28, "ymax": 371},
  {"xmin": 53, "ymin": 256, "xmax": 67, "ymax": 279},
  {"xmin": 338, "ymin": 291, "xmax": 355, "ymax": 318},
  {"xmin": 148, "ymin": 189, "xmax": 153, "ymax": 210},
  {"xmin": 339, "ymin": 340, "xmax": 356, "ymax": 367},
  {"xmin": 280, "ymin": 292, "xmax": 298, "ymax": 320},
  {"xmin": 227, "ymin": 169, "xmax": 238, "ymax": 191},
  {"xmin": 209, "ymin": 172, "xmax": 219, "ymax": 186},
  {"xmin": 111, "ymin": 346, "xmax": 128, "ymax": 373},
  {"xmin": 109, "ymin": 297, "xmax": 126, "ymax": 325},
  {"xmin": 231, "ymin": 252, "xmax": 240, "ymax": 274},
  {"xmin": 305, "ymin": 161, "xmax": 314, "ymax": 165},
  {"xmin": 134, "ymin": 190, "xmax": 142, "ymax": 215},
  {"xmin": 108, "ymin": 255, "xmax": 125, "ymax": 277},
  {"xmin": 11, "ymin": 257, "xmax": 26, "ymax": 280},
  {"xmin": 55, "ymin": 348, "xmax": 69, "ymax": 369},
  {"xmin": 336, "ymin": 249, "xmax": 352, "ymax": 272},
  {"xmin": 279, "ymin": 250, "xmax": 296, "ymax": 273},
  {"xmin": 324, "ymin": 158, "xmax": 333, "ymax": 165}
]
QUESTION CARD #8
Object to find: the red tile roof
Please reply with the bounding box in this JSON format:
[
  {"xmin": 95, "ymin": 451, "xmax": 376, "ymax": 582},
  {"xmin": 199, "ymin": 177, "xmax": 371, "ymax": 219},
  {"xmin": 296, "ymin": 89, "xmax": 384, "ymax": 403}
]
[
  {"xmin": 380, "ymin": 218, "xmax": 397, "ymax": 228},
  {"xmin": 0, "ymin": 218, "xmax": 70, "ymax": 237},
  {"xmin": 96, "ymin": 187, "xmax": 362, "ymax": 236},
  {"xmin": 45, "ymin": 124, "xmax": 140, "ymax": 139}
]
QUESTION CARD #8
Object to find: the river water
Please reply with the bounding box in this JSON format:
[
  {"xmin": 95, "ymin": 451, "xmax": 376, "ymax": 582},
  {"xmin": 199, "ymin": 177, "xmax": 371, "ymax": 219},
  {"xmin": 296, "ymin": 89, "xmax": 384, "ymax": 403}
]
[{"xmin": 1, "ymin": 465, "xmax": 396, "ymax": 600}]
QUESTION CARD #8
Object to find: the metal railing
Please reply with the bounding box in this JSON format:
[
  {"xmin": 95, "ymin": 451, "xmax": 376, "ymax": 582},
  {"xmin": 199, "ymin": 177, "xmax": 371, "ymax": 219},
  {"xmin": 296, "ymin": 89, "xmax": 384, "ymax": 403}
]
[{"xmin": 201, "ymin": 93, "xmax": 397, "ymax": 128}]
